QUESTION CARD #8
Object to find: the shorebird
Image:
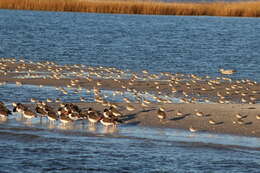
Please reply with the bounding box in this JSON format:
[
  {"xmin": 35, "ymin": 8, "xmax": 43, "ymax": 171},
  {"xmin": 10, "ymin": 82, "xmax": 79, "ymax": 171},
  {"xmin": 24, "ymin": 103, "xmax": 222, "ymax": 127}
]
[
  {"xmin": 237, "ymin": 119, "xmax": 245, "ymax": 125},
  {"xmin": 235, "ymin": 113, "xmax": 247, "ymax": 119},
  {"xmin": 47, "ymin": 111, "xmax": 58, "ymax": 122},
  {"xmin": 195, "ymin": 111, "xmax": 204, "ymax": 117},
  {"xmin": 60, "ymin": 114, "xmax": 73, "ymax": 124},
  {"xmin": 0, "ymin": 102, "xmax": 11, "ymax": 116},
  {"xmin": 143, "ymin": 99, "xmax": 151, "ymax": 105},
  {"xmin": 88, "ymin": 112, "xmax": 101, "ymax": 125},
  {"xmin": 65, "ymin": 103, "xmax": 81, "ymax": 113},
  {"xmin": 35, "ymin": 103, "xmax": 48, "ymax": 117},
  {"xmin": 157, "ymin": 107, "xmax": 167, "ymax": 122},
  {"xmin": 100, "ymin": 117, "xmax": 117, "ymax": 127},
  {"xmin": 109, "ymin": 106, "xmax": 123, "ymax": 117},
  {"xmin": 171, "ymin": 88, "xmax": 177, "ymax": 93},
  {"xmin": 241, "ymin": 98, "xmax": 247, "ymax": 103},
  {"xmin": 103, "ymin": 108, "xmax": 113, "ymax": 118},
  {"xmin": 55, "ymin": 98, "xmax": 61, "ymax": 103},
  {"xmin": 142, "ymin": 70, "xmax": 148, "ymax": 74},
  {"xmin": 0, "ymin": 109, "xmax": 10, "ymax": 118},
  {"xmin": 23, "ymin": 109, "xmax": 37, "ymax": 119},
  {"xmin": 12, "ymin": 102, "xmax": 27, "ymax": 114},
  {"xmin": 219, "ymin": 69, "xmax": 236, "ymax": 75},
  {"xmin": 189, "ymin": 127, "xmax": 198, "ymax": 133},
  {"xmin": 241, "ymin": 93, "xmax": 247, "ymax": 97},
  {"xmin": 176, "ymin": 111, "xmax": 183, "ymax": 117},
  {"xmin": 96, "ymin": 81, "xmax": 102, "ymax": 86},
  {"xmin": 110, "ymin": 103, "xmax": 119, "ymax": 109},
  {"xmin": 30, "ymin": 98, "xmax": 37, "ymax": 103},
  {"xmin": 256, "ymin": 115, "xmax": 260, "ymax": 120},
  {"xmin": 41, "ymin": 102, "xmax": 56, "ymax": 114},
  {"xmin": 250, "ymin": 96, "xmax": 256, "ymax": 101},
  {"xmin": 87, "ymin": 108, "xmax": 101, "ymax": 125},
  {"xmin": 126, "ymin": 104, "xmax": 135, "ymax": 111},
  {"xmin": 208, "ymin": 119, "xmax": 217, "ymax": 125},
  {"xmin": 68, "ymin": 112, "xmax": 81, "ymax": 121},
  {"xmin": 123, "ymin": 98, "xmax": 131, "ymax": 103},
  {"xmin": 141, "ymin": 102, "xmax": 149, "ymax": 108},
  {"xmin": 218, "ymin": 100, "xmax": 225, "ymax": 104},
  {"xmin": 46, "ymin": 98, "xmax": 53, "ymax": 103},
  {"xmin": 80, "ymin": 97, "xmax": 86, "ymax": 102},
  {"xmin": 16, "ymin": 81, "xmax": 22, "ymax": 86}
]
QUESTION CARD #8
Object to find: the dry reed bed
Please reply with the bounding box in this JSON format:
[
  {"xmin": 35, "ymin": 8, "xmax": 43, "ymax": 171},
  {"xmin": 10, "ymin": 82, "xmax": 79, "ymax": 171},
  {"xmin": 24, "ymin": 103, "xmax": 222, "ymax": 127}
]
[{"xmin": 1, "ymin": 0, "xmax": 260, "ymax": 17}]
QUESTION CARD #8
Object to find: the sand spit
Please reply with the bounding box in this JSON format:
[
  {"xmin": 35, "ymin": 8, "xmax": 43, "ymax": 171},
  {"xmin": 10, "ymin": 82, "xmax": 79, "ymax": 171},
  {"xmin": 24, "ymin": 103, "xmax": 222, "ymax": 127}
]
[
  {"xmin": 1, "ymin": 58, "xmax": 260, "ymax": 104},
  {"xmin": 23, "ymin": 102, "xmax": 260, "ymax": 137},
  {"xmin": 1, "ymin": 58, "xmax": 260, "ymax": 137}
]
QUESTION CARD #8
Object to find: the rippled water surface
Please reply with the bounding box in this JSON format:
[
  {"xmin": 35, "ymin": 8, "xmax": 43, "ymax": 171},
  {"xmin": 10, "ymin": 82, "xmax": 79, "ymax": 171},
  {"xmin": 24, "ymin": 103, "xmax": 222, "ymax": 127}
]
[
  {"xmin": 1, "ymin": 9, "xmax": 260, "ymax": 172},
  {"xmin": 1, "ymin": 10, "xmax": 260, "ymax": 80},
  {"xmin": 1, "ymin": 115, "xmax": 260, "ymax": 173}
]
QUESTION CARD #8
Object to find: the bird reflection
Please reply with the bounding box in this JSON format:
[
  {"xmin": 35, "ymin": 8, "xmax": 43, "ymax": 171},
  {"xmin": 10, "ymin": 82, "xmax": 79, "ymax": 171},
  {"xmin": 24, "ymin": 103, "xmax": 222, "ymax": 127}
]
[
  {"xmin": 58, "ymin": 123, "xmax": 74, "ymax": 130},
  {"xmin": 87, "ymin": 124, "xmax": 97, "ymax": 132},
  {"xmin": 102, "ymin": 126, "xmax": 118, "ymax": 134},
  {"xmin": 0, "ymin": 117, "xmax": 8, "ymax": 123}
]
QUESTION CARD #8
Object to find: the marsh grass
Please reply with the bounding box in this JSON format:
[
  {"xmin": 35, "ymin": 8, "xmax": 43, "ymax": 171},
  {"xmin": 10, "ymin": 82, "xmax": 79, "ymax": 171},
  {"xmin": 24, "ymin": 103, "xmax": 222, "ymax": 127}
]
[{"xmin": 1, "ymin": 0, "xmax": 260, "ymax": 17}]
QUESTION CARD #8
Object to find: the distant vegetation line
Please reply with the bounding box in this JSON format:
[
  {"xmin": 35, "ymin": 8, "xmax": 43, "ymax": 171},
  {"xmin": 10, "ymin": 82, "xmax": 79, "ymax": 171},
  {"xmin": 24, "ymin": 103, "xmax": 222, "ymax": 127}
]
[{"xmin": 1, "ymin": 0, "xmax": 260, "ymax": 17}]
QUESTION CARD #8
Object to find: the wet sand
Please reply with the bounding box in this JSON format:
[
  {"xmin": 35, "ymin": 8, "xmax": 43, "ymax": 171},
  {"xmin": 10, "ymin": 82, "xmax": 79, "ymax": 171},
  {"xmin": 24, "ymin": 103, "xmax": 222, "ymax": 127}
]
[
  {"xmin": 1, "ymin": 59, "xmax": 260, "ymax": 104},
  {"xmin": 1, "ymin": 58, "xmax": 260, "ymax": 137},
  {"xmin": 24, "ymin": 102, "xmax": 260, "ymax": 137}
]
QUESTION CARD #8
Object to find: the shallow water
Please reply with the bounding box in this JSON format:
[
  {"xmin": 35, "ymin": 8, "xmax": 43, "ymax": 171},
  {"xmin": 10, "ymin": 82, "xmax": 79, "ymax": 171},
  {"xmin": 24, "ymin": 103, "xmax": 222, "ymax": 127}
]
[
  {"xmin": 0, "ymin": 84, "xmax": 260, "ymax": 172},
  {"xmin": 1, "ymin": 115, "xmax": 260, "ymax": 173},
  {"xmin": 1, "ymin": 9, "xmax": 260, "ymax": 172}
]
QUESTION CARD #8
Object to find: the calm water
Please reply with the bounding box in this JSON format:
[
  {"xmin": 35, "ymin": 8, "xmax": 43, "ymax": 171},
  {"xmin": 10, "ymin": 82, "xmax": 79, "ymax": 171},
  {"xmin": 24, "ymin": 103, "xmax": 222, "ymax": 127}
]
[
  {"xmin": 1, "ymin": 10, "xmax": 260, "ymax": 81},
  {"xmin": 1, "ymin": 9, "xmax": 260, "ymax": 172}
]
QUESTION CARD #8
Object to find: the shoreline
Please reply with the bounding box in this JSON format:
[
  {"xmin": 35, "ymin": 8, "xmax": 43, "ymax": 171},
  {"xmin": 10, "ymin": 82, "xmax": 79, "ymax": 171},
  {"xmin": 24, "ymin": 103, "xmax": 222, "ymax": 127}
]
[
  {"xmin": 1, "ymin": 60, "xmax": 260, "ymax": 104},
  {"xmin": 23, "ymin": 102, "xmax": 260, "ymax": 138},
  {"xmin": 1, "ymin": 58, "xmax": 260, "ymax": 137},
  {"xmin": 1, "ymin": 0, "xmax": 260, "ymax": 17}
]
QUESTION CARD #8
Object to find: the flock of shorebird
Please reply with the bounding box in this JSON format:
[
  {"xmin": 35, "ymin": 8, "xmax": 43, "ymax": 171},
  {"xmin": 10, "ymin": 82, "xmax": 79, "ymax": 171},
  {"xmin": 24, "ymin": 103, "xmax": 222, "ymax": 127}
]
[
  {"xmin": 1, "ymin": 98, "xmax": 259, "ymax": 133},
  {"xmin": 0, "ymin": 101, "xmax": 124, "ymax": 127},
  {"xmin": 0, "ymin": 58, "xmax": 260, "ymax": 133},
  {"xmin": 0, "ymin": 58, "xmax": 259, "ymax": 106}
]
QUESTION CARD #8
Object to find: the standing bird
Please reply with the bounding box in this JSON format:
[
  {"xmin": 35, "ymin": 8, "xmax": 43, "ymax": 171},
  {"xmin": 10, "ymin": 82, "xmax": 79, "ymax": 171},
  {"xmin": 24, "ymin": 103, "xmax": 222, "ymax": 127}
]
[
  {"xmin": 189, "ymin": 127, "xmax": 198, "ymax": 133},
  {"xmin": 195, "ymin": 111, "xmax": 204, "ymax": 117},
  {"xmin": 47, "ymin": 111, "xmax": 58, "ymax": 122},
  {"xmin": 209, "ymin": 119, "xmax": 218, "ymax": 125},
  {"xmin": 0, "ymin": 109, "xmax": 10, "ymax": 118},
  {"xmin": 219, "ymin": 69, "xmax": 236, "ymax": 75},
  {"xmin": 87, "ymin": 108, "xmax": 101, "ymax": 125},
  {"xmin": 23, "ymin": 109, "xmax": 37, "ymax": 120},
  {"xmin": 35, "ymin": 103, "xmax": 48, "ymax": 117},
  {"xmin": 103, "ymin": 108, "xmax": 114, "ymax": 118},
  {"xmin": 235, "ymin": 113, "xmax": 247, "ymax": 119},
  {"xmin": 60, "ymin": 114, "xmax": 73, "ymax": 124},
  {"xmin": 157, "ymin": 107, "xmax": 167, "ymax": 122},
  {"xmin": 0, "ymin": 101, "xmax": 11, "ymax": 117},
  {"xmin": 126, "ymin": 104, "xmax": 135, "ymax": 111},
  {"xmin": 100, "ymin": 117, "xmax": 117, "ymax": 127},
  {"xmin": 109, "ymin": 106, "xmax": 123, "ymax": 117},
  {"xmin": 12, "ymin": 102, "xmax": 27, "ymax": 114}
]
